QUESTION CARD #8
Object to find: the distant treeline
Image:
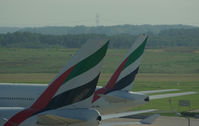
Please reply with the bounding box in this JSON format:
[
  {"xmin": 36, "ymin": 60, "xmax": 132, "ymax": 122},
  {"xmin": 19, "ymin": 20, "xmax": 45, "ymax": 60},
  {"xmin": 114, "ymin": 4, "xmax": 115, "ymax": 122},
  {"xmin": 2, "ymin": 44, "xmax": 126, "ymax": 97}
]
[
  {"xmin": 0, "ymin": 24, "xmax": 196, "ymax": 35},
  {"xmin": 0, "ymin": 28, "xmax": 199, "ymax": 48},
  {"xmin": 18, "ymin": 24, "xmax": 195, "ymax": 35}
]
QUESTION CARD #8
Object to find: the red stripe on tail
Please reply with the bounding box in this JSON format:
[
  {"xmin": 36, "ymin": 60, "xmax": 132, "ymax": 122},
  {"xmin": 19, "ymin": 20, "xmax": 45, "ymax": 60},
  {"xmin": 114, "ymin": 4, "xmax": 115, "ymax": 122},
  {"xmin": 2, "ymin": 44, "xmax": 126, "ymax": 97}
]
[
  {"xmin": 92, "ymin": 58, "xmax": 128, "ymax": 103},
  {"xmin": 4, "ymin": 66, "xmax": 74, "ymax": 126},
  {"xmin": 105, "ymin": 57, "xmax": 128, "ymax": 89}
]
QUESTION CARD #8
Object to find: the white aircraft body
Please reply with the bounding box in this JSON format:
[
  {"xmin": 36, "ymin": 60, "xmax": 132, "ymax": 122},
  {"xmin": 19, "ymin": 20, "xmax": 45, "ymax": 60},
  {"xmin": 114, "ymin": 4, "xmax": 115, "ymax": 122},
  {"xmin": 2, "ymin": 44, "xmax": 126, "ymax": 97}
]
[
  {"xmin": 0, "ymin": 83, "xmax": 195, "ymax": 114},
  {"xmin": 0, "ymin": 34, "xmax": 196, "ymax": 126},
  {"xmin": 0, "ymin": 39, "xmax": 110, "ymax": 126}
]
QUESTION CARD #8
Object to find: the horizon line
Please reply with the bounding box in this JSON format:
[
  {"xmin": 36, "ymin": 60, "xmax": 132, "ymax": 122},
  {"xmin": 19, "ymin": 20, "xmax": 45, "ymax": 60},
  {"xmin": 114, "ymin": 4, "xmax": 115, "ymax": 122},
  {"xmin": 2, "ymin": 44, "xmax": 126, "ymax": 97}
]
[{"xmin": 0, "ymin": 23, "xmax": 199, "ymax": 28}]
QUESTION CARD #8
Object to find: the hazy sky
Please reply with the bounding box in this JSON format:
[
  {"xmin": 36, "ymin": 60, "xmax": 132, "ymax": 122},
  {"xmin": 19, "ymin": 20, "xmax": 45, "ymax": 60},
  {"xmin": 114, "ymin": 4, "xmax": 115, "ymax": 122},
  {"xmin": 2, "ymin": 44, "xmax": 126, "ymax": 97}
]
[{"xmin": 0, "ymin": 0, "xmax": 198, "ymax": 27}]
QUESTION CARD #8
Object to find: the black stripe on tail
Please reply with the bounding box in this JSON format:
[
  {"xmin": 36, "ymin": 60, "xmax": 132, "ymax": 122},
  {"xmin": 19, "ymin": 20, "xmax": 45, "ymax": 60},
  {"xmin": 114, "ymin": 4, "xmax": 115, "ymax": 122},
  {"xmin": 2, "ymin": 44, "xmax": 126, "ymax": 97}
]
[
  {"xmin": 37, "ymin": 74, "xmax": 100, "ymax": 113},
  {"xmin": 106, "ymin": 67, "xmax": 139, "ymax": 94}
]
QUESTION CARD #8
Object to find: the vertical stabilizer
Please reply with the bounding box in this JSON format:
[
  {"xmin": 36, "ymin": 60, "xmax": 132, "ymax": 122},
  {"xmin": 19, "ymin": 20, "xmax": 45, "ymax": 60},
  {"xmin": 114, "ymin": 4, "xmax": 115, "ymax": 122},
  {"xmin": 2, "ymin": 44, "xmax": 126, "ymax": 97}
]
[
  {"xmin": 106, "ymin": 34, "xmax": 148, "ymax": 91},
  {"xmin": 93, "ymin": 34, "xmax": 147, "ymax": 103},
  {"xmin": 4, "ymin": 39, "xmax": 109, "ymax": 126}
]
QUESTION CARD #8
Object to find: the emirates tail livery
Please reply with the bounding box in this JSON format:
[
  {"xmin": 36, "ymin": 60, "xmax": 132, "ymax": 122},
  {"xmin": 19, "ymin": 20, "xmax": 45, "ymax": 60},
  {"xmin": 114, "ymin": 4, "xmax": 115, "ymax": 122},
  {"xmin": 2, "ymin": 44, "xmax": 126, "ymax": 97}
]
[
  {"xmin": 92, "ymin": 34, "xmax": 196, "ymax": 115},
  {"xmin": 0, "ymin": 39, "xmax": 110, "ymax": 126},
  {"xmin": 92, "ymin": 34, "xmax": 149, "ymax": 114}
]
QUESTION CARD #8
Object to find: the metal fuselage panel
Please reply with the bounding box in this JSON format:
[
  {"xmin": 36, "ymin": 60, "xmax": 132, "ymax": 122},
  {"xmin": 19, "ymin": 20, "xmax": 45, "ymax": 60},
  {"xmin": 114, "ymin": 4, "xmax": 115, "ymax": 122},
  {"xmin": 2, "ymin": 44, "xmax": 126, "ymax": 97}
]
[
  {"xmin": 0, "ymin": 84, "xmax": 47, "ymax": 107},
  {"xmin": 0, "ymin": 84, "xmax": 149, "ymax": 115}
]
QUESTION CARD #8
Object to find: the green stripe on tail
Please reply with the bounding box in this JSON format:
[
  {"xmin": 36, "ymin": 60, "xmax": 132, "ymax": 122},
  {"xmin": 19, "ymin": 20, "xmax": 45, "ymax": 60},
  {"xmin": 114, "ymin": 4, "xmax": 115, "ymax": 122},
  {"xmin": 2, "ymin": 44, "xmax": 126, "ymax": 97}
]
[
  {"xmin": 64, "ymin": 40, "xmax": 109, "ymax": 83},
  {"xmin": 123, "ymin": 37, "xmax": 147, "ymax": 70}
]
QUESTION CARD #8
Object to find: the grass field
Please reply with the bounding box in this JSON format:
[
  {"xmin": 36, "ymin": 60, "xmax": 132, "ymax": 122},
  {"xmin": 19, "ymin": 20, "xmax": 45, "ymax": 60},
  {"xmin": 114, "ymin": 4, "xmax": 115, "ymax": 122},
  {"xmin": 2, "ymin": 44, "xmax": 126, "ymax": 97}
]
[
  {"xmin": 0, "ymin": 47, "xmax": 199, "ymax": 74},
  {"xmin": 0, "ymin": 47, "xmax": 199, "ymax": 114},
  {"xmin": 132, "ymin": 74, "xmax": 199, "ymax": 114}
]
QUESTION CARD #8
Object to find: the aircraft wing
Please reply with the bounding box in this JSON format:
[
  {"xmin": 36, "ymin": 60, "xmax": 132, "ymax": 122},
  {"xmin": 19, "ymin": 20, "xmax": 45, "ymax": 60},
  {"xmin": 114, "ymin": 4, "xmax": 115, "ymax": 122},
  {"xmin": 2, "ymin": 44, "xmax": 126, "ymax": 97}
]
[
  {"xmin": 136, "ymin": 89, "xmax": 180, "ymax": 94},
  {"xmin": 37, "ymin": 114, "xmax": 84, "ymax": 125},
  {"xmin": 150, "ymin": 91, "xmax": 197, "ymax": 100},
  {"xmin": 100, "ymin": 111, "xmax": 159, "ymax": 126}
]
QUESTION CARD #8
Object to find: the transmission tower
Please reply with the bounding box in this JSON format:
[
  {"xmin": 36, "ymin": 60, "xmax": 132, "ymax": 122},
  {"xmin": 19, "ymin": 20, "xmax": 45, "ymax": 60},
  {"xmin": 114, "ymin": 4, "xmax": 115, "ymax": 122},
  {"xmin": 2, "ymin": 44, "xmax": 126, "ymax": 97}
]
[{"xmin": 96, "ymin": 13, "xmax": 100, "ymax": 27}]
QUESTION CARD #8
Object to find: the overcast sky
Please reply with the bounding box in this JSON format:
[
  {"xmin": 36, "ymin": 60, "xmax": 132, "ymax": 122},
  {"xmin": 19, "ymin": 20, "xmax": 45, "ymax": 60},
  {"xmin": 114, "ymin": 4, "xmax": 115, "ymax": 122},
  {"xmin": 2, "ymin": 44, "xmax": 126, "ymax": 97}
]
[{"xmin": 0, "ymin": 0, "xmax": 198, "ymax": 27}]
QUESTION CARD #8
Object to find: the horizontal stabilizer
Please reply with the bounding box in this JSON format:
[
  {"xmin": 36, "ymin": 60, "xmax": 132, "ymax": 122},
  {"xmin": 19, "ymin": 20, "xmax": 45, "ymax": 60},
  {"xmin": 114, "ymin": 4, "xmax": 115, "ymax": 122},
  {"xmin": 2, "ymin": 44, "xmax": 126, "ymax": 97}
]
[
  {"xmin": 140, "ymin": 114, "xmax": 160, "ymax": 124},
  {"xmin": 98, "ymin": 94, "xmax": 127, "ymax": 103},
  {"xmin": 99, "ymin": 121, "xmax": 141, "ymax": 126},
  {"xmin": 150, "ymin": 92, "xmax": 197, "ymax": 100},
  {"xmin": 102, "ymin": 109, "xmax": 157, "ymax": 120},
  {"xmin": 37, "ymin": 114, "xmax": 84, "ymax": 125},
  {"xmin": 137, "ymin": 89, "xmax": 180, "ymax": 94},
  {"xmin": 100, "ymin": 112, "xmax": 159, "ymax": 126}
]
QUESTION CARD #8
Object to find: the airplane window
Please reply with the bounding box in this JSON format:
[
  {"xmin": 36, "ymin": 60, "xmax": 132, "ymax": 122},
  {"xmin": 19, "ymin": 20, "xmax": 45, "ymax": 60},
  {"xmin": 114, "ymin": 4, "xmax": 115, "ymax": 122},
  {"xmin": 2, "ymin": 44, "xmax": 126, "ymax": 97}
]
[{"xmin": 0, "ymin": 97, "xmax": 34, "ymax": 101}]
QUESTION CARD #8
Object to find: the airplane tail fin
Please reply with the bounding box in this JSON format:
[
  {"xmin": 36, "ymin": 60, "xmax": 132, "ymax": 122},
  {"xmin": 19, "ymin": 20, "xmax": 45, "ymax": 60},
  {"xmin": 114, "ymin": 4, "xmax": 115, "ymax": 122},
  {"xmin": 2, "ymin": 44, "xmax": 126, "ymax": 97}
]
[
  {"xmin": 4, "ymin": 39, "xmax": 109, "ymax": 126},
  {"xmin": 93, "ymin": 34, "xmax": 147, "ymax": 103},
  {"xmin": 105, "ymin": 34, "xmax": 148, "ymax": 91},
  {"xmin": 33, "ymin": 39, "xmax": 109, "ymax": 112}
]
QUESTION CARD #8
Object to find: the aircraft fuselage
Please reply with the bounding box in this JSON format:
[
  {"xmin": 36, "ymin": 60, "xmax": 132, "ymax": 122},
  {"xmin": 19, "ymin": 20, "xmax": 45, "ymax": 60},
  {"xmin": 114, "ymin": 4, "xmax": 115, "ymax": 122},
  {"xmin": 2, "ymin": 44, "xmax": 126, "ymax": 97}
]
[{"xmin": 0, "ymin": 83, "xmax": 149, "ymax": 114}]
